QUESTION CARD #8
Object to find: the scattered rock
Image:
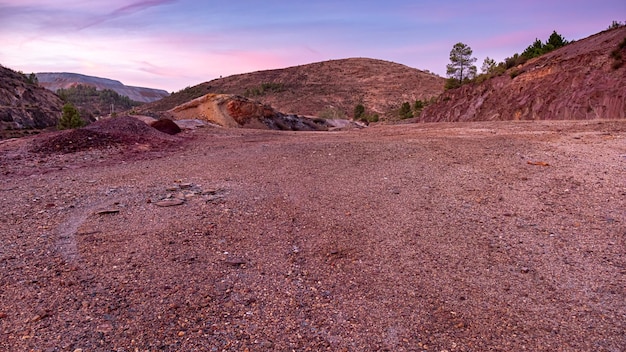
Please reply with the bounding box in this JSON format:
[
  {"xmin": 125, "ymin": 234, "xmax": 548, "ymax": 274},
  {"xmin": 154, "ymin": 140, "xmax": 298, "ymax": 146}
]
[
  {"xmin": 155, "ymin": 199, "xmax": 185, "ymax": 207},
  {"xmin": 30, "ymin": 310, "xmax": 51, "ymax": 322},
  {"xmin": 527, "ymin": 161, "xmax": 550, "ymax": 166},
  {"xmin": 225, "ymin": 257, "xmax": 247, "ymax": 266},
  {"xmin": 96, "ymin": 322, "xmax": 113, "ymax": 333},
  {"xmin": 95, "ymin": 209, "xmax": 120, "ymax": 215}
]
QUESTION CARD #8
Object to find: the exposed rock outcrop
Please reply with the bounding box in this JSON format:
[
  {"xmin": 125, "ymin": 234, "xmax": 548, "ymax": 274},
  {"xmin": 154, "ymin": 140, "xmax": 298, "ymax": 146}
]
[
  {"xmin": 0, "ymin": 65, "xmax": 63, "ymax": 130},
  {"xmin": 37, "ymin": 72, "xmax": 169, "ymax": 103},
  {"xmin": 168, "ymin": 94, "xmax": 337, "ymax": 131},
  {"xmin": 419, "ymin": 27, "xmax": 626, "ymax": 122}
]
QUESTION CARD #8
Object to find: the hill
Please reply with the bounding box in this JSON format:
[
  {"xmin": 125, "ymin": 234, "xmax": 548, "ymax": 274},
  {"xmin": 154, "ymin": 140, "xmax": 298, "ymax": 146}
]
[
  {"xmin": 419, "ymin": 26, "xmax": 626, "ymax": 122},
  {"xmin": 55, "ymin": 84, "xmax": 142, "ymax": 121},
  {"xmin": 138, "ymin": 58, "xmax": 445, "ymax": 120},
  {"xmin": 37, "ymin": 72, "xmax": 169, "ymax": 103},
  {"xmin": 0, "ymin": 64, "xmax": 63, "ymax": 132}
]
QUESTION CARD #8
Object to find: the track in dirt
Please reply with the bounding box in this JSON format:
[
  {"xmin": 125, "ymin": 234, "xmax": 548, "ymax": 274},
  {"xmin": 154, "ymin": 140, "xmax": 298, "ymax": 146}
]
[{"xmin": 0, "ymin": 120, "xmax": 625, "ymax": 351}]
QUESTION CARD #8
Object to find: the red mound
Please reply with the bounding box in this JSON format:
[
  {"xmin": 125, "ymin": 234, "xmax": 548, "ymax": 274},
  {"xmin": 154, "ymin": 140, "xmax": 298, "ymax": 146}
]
[
  {"xmin": 31, "ymin": 116, "xmax": 179, "ymax": 154},
  {"xmin": 150, "ymin": 118, "xmax": 181, "ymax": 135}
]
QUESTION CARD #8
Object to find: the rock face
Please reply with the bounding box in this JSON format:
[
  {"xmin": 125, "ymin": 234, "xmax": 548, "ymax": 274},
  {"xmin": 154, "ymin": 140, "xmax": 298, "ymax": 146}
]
[
  {"xmin": 0, "ymin": 65, "xmax": 63, "ymax": 130},
  {"xmin": 420, "ymin": 27, "xmax": 626, "ymax": 122},
  {"xmin": 168, "ymin": 93, "xmax": 334, "ymax": 131},
  {"xmin": 139, "ymin": 58, "xmax": 445, "ymax": 119},
  {"xmin": 36, "ymin": 72, "xmax": 169, "ymax": 103}
]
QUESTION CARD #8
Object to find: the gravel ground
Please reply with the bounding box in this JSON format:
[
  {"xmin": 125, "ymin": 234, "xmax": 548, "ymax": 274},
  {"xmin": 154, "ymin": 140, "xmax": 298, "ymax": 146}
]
[{"xmin": 0, "ymin": 119, "xmax": 625, "ymax": 351}]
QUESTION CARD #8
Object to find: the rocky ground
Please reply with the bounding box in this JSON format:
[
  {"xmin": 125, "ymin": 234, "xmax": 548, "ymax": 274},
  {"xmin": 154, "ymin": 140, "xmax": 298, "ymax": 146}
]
[{"xmin": 0, "ymin": 118, "xmax": 624, "ymax": 351}]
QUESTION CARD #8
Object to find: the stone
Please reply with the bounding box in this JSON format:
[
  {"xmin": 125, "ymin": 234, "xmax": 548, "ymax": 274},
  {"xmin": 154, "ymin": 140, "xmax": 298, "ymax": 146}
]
[
  {"xmin": 155, "ymin": 199, "xmax": 185, "ymax": 207},
  {"xmin": 95, "ymin": 209, "xmax": 120, "ymax": 215},
  {"xmin": 225, "ymin": 257, "xmax": 246, "ymax": 266},
  {"xmin": 521, "ymin": 267, "xmax": 530, "ymax": 273}
]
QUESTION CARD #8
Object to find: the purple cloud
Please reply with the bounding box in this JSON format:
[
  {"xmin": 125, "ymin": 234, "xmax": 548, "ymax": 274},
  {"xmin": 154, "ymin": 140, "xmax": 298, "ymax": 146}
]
[{"xmin": 77, "ymin": 0, "xmax": 178, "ymax": 30}]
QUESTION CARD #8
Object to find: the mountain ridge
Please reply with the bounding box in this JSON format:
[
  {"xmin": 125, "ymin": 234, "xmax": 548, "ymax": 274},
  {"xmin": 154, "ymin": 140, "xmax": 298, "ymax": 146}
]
[{"xmin": 37, "ymin": 72, "xmax": 169, "ymax": 103}]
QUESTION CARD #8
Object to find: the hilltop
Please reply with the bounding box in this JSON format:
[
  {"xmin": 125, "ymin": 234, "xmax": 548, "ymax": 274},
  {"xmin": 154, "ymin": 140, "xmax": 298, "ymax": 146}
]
[
  {"xmin": 138, "ymin": 58, "xmax": 444, "ymax": 120},
  {"xmin": 419, "ymin": 26, "xmax": 626, "ymax": 122},
  {"xmin": 37, "ymin": 72, "xmax": 169, "ymax": 103}
]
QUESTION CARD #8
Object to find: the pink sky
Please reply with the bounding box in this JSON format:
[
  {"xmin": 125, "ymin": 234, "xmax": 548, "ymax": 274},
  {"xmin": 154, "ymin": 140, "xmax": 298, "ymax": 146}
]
[{"xmin": 1, "ymin": 0, "xmax": 623, "ymax": 92}]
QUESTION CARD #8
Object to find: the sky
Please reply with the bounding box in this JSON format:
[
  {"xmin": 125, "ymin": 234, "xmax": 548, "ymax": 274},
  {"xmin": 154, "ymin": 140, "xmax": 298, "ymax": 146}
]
[{"xmin": 1, "ymin": 0, "xmax": 624, "ymax": 92}]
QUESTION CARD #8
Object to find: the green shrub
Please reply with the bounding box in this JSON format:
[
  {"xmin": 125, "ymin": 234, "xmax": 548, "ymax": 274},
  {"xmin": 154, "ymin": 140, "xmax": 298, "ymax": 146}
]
[
  {"xmin": 353, "ymin": 104, "xmax": 365, "ymax": 119},
  {"xmin": 57, "ymin": 103, "xmax": 85, "ymax": 130},
  {"xmin": 610, "ymin": 37, "xmax": 626, "ymax": 70},
  {"xmin": 445, "ymin": 77, "xmax": 462, "ymax": 90},
  {"xmin": 360, "ymin": 113, "xmax": 379, "ymax": 123},
  {"xmin": 317, "ymin": 106, "xmax": 345, "ymax": 119},
  {"xmin": 244, "ymin": 82, "xmax": 285, "ymax": 97},
  {"xmin": 399, "ymin": 102, "xmax": 413, "ymax": 119}
]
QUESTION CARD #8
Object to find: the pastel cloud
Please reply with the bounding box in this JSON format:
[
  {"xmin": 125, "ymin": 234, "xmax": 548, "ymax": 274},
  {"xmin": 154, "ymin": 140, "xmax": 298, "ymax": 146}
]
[{"xmin": 0, "ymin": 0, "xmax": 624, "ymax": 91}]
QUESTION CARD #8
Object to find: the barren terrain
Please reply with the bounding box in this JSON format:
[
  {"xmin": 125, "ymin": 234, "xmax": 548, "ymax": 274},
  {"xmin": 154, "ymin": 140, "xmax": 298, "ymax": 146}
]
[
  {"xmin": 138, "ymin": 58, "xmax": 444, "ymax": 119},
  {"xmin": 1, "ymin": 119, "xmax": 625, "ymax": 351}
]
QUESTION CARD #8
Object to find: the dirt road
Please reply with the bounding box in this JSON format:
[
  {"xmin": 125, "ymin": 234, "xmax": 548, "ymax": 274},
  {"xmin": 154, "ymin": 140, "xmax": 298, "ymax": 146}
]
[{"xmin": 1, "ymin": 119, "xmax": 624, "ymax": 351}]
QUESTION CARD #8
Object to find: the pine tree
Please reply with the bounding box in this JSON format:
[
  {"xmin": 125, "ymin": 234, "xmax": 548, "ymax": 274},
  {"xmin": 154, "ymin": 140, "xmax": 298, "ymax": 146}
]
[
  {"xmin": 57, "ymin": 103, "xmax": 85, "ymax": 130},
  {"xmin": 446, "ymin": 42, "xmax": 477, "ymax": 85}
]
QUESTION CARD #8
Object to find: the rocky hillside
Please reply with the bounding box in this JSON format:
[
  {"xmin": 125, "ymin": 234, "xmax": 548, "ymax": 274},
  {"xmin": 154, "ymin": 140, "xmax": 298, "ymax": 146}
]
[
  {"xmin": 139, "ymin": 58, "xmax": 445, "ymax": 119},
  {"xmin": 37, "ymin": 72, "xmax": 169, "ymax": 103},
  {"xmin": 0, "ymin": 65, "xmax": 63, "ymax": 131},
  {"xmin": 419, "ymin": 26, "xmax": 626, "ymax": 122}
]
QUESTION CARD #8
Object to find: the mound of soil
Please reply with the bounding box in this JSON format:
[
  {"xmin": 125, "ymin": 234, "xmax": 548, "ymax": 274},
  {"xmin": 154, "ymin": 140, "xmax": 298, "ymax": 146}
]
[
  {"xmin": 150, "ymin": 118, "xmax": 182, "ymax": 135},
  {"xmin": 30, "ymin": 128, "xmax": 123, "ymax": 154},
  {"xmin": 31, "ymin": 116, "xmax": 180, "ymax": 154}
]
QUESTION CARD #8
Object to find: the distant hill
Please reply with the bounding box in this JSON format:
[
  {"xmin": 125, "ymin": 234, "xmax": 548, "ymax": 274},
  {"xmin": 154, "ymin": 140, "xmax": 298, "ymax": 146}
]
[
  {"xmin": 419, "ymin": 26, "xmax": 626, "ymax": 122},
  {"xmin": 37, "ymin": 72, "xmax": 169, "ymax": 103},
  {"xmin": 0, "ymin": 65, "xmax": 63, "ymax": 132},
  {"xmin": 54, "ymin": 84, "xmax": 142, "ymax": 121},
  {"xmin": 138, "ymin": 58, "xmax": 445, "ymax": 120}
]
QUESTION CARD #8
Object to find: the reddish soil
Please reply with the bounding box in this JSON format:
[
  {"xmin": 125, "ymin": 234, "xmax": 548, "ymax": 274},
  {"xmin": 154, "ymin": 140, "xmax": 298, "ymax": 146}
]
[{"xmin": 0, "ymin": 119, "xmax": 624, "ymax": 351}]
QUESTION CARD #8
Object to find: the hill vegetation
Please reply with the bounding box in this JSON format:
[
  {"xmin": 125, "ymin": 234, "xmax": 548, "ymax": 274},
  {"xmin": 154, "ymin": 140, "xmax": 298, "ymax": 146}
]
[
  {"xmin": 56, "ymin": 84, "xmax": 142, "ymax": 121},
  {"xmin": 36, "ymin": 72, "xmax": 170, "ymax": 103},
  {"xmin": 446, "ymin": 30, "xmax": 571, "ymax": 89}
]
